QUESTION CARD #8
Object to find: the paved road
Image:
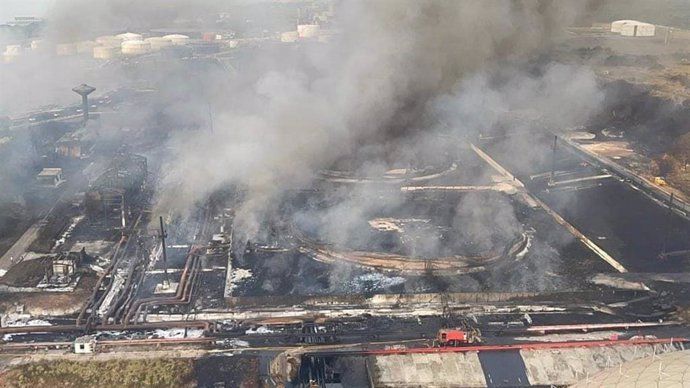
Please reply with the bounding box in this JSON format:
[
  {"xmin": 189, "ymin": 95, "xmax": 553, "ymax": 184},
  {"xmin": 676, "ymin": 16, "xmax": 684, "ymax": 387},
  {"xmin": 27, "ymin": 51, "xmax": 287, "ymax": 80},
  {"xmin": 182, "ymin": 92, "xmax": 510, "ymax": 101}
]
[{"xmin": 0, "ymin": 223, "xmax": 43, "ymax": 275}]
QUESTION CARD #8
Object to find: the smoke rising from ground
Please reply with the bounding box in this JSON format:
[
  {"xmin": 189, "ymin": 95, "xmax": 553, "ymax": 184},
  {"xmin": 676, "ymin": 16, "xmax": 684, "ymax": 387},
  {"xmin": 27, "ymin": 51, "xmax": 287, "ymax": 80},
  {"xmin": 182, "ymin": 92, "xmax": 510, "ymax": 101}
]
[
  {"xmin": 0, "ymin": 1, "xmax": 608, "ymax": 289},
  {"xmin": 152, "ymin": 1, "xmax": 603, "ymax": 243}
]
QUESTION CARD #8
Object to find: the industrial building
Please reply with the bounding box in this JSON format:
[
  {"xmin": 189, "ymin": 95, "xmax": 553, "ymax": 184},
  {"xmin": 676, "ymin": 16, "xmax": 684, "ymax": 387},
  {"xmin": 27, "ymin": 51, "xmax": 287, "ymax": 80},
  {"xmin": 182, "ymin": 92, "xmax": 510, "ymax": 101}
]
[
  {"xmin": 84, "ymin": 153, "xmax": 147, "ymax": 228},
  {"xmin": 55, "ymin": 126, "xmax": 96, "ymax": 159},
  {"xmin": 36, "ymin": 168, "xmax": 64, "ymax": 187},
  {"xmin": 73, "ymin": 335, "xmax": 96, "ymax": 354}
]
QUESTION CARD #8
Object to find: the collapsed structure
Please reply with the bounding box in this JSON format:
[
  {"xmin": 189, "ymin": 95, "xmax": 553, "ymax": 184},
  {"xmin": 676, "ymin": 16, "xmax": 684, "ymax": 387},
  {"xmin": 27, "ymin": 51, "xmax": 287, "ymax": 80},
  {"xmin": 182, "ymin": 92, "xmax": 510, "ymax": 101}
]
[{"xmin": 85, "ymin": 153, "xmax": 147, "ymax": 229}]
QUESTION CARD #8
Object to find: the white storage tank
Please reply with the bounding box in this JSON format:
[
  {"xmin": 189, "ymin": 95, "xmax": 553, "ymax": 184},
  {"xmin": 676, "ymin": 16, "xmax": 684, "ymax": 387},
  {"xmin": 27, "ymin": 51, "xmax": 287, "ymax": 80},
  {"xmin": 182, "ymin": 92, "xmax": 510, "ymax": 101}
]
[
  {"xmin": 121, "ymin": 40, "xmax": 151, "ymax": 55},
  {"xmin": 117, "ymin": 32, "xmax": 143, "ymax": 42},
  {"xmin": 56, "ymin": 43, "xmax": 77, "ymax": 56},
  {"xmin": 3, "ymin": 45, "xmax": 23, "ymax": 62},
  {"xmin": 611, "ymin": 20, "xmax": 638, "ymax": 33},
  {"xmin": 96, "ymin": 35, "xmax": 122, "ymax": 47},
  {"xmin": 145, "ymin": 37, "xmax": 173, "ymax": 51},
  {"xmin": 281, "ymin": 31, "xmax": 299, "ymax": 43},
  {"xmin": 297, "ymin": 24, "xmax": 320, "ymax": 38},
  {"xmin": 4, "ymin": 45, "xmax": 23, "ymax": 55},
  {"xmin": 76, "ymin": 41, "xmax": 97, "ymax": 54},
  {"xmin": 93, "ymin": 45, "xmax": 121, "ymax": 59},
  {"xmin": 31, "ymin": 40, "xmax": 47, "ymax": 50},
  {"xmin": 163, "ymin": 34, "xmax": 190, "ymax": 45}
]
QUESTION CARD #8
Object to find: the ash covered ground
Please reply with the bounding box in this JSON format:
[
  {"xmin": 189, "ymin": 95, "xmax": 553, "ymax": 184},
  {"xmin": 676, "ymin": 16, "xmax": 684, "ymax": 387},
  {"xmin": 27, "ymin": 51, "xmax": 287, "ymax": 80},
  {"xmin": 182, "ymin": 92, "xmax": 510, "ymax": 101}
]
[{"xmin": 225, "ymin": 144, "xmax": 611, "ymax": 300}]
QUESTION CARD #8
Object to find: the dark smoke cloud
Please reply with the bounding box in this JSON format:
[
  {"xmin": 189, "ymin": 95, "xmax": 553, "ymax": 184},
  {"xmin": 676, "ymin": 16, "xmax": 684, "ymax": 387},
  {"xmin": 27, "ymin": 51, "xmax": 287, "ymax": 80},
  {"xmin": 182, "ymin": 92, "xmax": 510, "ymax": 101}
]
[
  {"xmin": 0, "ymin": 1, "xmax": 605, "ymax": 248},
  {"xmin": 153, "ymin": 1, "xmax": 602, "ymax": 240}
]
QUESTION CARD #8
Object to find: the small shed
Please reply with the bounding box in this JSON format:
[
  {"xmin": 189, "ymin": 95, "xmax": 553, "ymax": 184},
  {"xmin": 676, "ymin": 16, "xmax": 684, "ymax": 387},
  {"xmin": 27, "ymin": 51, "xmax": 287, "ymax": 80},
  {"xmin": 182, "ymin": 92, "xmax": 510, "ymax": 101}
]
[
  {"xmin": 52, "ymin": 252, "xmax": 81, "ymax": 277},
  {"xmin": 37, "ymin": 168, "xmax": 64, "ymax": 187},
  {"xmin": 74, "ymin": 335, "xmax": 96, "ymax": 353}
]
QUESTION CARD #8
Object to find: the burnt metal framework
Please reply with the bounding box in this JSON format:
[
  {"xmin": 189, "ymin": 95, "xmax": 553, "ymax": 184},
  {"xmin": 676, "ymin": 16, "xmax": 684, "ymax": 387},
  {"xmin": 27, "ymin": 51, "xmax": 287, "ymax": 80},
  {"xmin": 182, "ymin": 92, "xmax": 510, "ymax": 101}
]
[{"xmin": 85, "ymin": 153, "xmax": 147, "ymax": 229}]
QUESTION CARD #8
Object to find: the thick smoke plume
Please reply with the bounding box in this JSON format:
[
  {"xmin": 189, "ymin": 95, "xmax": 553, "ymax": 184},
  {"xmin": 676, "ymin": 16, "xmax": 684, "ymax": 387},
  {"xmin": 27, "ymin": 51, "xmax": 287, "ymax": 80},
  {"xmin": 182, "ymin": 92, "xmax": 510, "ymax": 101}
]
[
  {"xmin": 0, "ymin": 1, "xmax": 605, "ymax": 246},
  {"xmin": 153, "ymin": 1, "xmax": 601, "ymax": 241}
]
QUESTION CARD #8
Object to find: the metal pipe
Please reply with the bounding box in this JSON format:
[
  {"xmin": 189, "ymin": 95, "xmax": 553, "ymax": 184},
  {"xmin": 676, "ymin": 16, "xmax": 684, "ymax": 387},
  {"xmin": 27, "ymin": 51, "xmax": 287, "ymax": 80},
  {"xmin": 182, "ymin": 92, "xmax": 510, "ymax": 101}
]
[
  {"xmin": 549, "ymin": 135, "xmax": 558, "ymax": 185},
  {"xmin": 159, "ymin": 216, "xmax": 169, "ymax": 286},
  {"xmin": 660, "ymin": 193, "xmax": 675, "ymax": 259}
]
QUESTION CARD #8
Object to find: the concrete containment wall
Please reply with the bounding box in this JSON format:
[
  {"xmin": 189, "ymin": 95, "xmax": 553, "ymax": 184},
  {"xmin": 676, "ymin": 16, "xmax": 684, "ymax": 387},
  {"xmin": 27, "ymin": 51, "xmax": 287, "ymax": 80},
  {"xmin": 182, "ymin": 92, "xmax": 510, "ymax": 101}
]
[{"xmin": 368, "ymin": 343, "xmax": 683, "ymax": 387}]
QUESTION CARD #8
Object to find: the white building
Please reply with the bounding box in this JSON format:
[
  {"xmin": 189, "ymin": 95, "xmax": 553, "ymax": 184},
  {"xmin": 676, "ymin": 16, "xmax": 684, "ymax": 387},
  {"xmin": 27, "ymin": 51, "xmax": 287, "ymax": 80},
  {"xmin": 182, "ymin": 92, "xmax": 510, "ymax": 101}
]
[
  {"xmin": 611, "ymin": 20, "xmax": 638, "ymax": 33},
  {"xmin": 611, "ymin": 20, "xmax": 656, "ymax": 37},
  {"xmin": 621, "ymin": 22, "xmax": 655, "ymax": 37},
  {"xmin": 297, "ymin": 24, "xmax": 320, "ymax": 39},
  {"xmin": 73, "ymin": 335, "xmax": 96, "ymax": 354},
  {"xmin": 37, "ymin": 168, "xmax": 64, "ymax": 187}
]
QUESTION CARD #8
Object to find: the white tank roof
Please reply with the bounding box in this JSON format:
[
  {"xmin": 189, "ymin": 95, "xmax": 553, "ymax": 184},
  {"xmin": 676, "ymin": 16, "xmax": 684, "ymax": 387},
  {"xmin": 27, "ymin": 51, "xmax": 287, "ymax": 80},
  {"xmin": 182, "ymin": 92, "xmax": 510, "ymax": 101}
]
[
  {"xmin": 117, "ymin": 32, "xmax": 143, "ymax": 41},
  {"xmin": 163, "ymin": 34, "xmax": 190, "ymax": 45}
]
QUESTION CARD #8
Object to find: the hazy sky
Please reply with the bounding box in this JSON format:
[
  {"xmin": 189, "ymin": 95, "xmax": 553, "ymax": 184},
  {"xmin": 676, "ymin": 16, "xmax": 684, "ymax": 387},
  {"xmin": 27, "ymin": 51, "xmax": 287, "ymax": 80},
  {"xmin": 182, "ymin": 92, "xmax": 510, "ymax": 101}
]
[{"xmin": 1, "ymin": 0, "xmax": 55, "ymax": 23}]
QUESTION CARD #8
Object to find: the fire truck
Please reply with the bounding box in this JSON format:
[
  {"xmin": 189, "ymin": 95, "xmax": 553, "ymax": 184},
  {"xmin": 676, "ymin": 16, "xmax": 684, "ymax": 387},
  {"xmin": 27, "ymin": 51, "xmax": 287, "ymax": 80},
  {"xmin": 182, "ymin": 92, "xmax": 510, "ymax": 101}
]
[{"xmin": 435, "ymin": 328, "xmax": 482, "ymax": 347}]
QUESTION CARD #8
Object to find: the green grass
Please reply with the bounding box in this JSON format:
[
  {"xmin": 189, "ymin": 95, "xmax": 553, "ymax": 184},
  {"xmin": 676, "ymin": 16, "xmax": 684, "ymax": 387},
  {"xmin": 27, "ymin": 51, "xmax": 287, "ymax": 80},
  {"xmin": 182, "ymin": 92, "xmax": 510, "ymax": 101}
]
[{"xmin": 1, "ymin": 358, "xmax": 195, "ymax": 388}]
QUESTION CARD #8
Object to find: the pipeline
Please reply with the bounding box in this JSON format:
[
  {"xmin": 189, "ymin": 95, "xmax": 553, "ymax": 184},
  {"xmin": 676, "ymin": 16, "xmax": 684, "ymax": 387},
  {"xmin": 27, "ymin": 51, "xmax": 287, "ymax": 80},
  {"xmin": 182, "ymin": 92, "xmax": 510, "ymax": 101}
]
[
  {"xmin": 0, "ymin": 337, "xmax": 214, "ymax": 352},
  {"xmin": 123, "ymin": 249, "xmax": 201, "ymax": 324},
  {"xmin": 303, "ymin": 337, "xmax": 689, "ymax": 357},
  {"xmin": 77, "ymin": 213, "xmax": 145, "ymax": 327},
  {"xmin": 123, "ymin": 203, "xmax": 212, "ymax": 325},
  {"xmin": 523, "ymin": 321, "xmax": 681, "ymax": 334},
  {"xmin": 0, "ymin": 320, "xmax": 211, "ymax": 335},
  {"xmin": 76, "ymin": 234, "xmax": 126, "ymax": 327}
]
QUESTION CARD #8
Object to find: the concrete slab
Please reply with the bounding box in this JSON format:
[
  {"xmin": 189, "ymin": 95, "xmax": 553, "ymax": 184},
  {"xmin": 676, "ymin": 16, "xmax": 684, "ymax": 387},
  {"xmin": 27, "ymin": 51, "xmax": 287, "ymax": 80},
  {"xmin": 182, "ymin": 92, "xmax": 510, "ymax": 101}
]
[
  {"xmin": 371, "ymin": 344, "xmax": 685, "ymax": 387},
  {"xmin": 372, "ymin": 353, "xmax": 486, "ymax": 387},
  {"xmin": 154, "ymin": 281, "xmax": 179, "ymax": 294}
]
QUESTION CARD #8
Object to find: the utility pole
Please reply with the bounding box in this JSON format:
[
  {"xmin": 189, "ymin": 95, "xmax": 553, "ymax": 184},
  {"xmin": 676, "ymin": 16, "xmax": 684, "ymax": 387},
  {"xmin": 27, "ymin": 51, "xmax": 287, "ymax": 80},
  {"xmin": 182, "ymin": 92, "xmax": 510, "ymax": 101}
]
[
  {"xmin": 659, "ymin": 193, "xmax": 674, "ymax": 260},
  {"xmin": 159, "ymin": 216, "xmax": 170, "ymax": 288},
  {"xmin": 549, "ymin": 135, "xmax": 558, "ymax": 186}
]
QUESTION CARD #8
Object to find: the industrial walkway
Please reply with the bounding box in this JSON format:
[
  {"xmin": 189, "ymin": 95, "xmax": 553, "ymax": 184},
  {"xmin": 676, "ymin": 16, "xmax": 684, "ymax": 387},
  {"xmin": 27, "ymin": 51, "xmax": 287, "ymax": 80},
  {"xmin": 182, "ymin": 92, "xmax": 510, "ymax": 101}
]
[{"xmin": 560, "ymin": 135, "xmax": 690, "ymax": 221}]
